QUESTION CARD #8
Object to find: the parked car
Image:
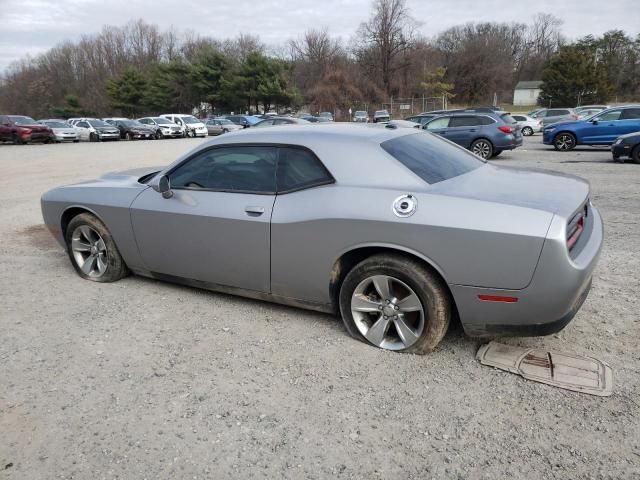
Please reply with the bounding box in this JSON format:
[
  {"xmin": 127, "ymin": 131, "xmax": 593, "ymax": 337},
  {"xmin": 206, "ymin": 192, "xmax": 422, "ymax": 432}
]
[
  {"xmin": 422, "ymin": 112, "xmax": 523, "ymax": 158},
  {"xmin": 307, "ymin": 116, "xmax": 332, "ymax": 123},
  {"xmin": 530, "ymin": 108, "xmax": 578, "ymax": 126},
  {"xmin": 298, "ymin": 113, "xmax": 314, "ymax": 121},
  {"xmin": 611, "ymin": 131, "xmax": 640, "ymax": 163},
  {"xmin": 66, "ymin": 118, "xmax": 83, "ymax": 126},
  {"xmin": 105, "ymin": 119, "xmax": 156, "ymax": 140},
  {"xmin": 254, "ymin": 117, "xmax": 311, "ymax": 127},
  {"xmin": 575, "ymin": 105, "xmax": 608, "ymax": 114},
  {"xmin": 373, "ymin": 110, "xmax": 390, "ymax": 123},
  {"xmin": 38, "ymin": 119, "xmax": 79, "ymax": 143},
  {"xmin": 404, "ymin": 114, "xmax": 437, "ymax": 126},
  {"xmin": 0, "ymin": 115, "xmax": 55, "ymax": 144},
  {"xmin": 225, "ymin": 115, "xmax": 262, "ymax": 128},
  {"xmin": 318, "ymin": 112, "xmax": 334, "ymax": 121},
  {"xmin": 73, "ymin": 119, "xmax": 120, "ymax": 142},
  {"xmin": 353, "ymin": 111, "xmax": 369, "ymax": 123},
  {"xmin": 205, "ymin": 118, "xmax": 244, "ymax": 135},
  {"xmin": 41, "ymin": 124, "xmax": 603, "ymax": 354},
  {"xmin": 161, "ymin": 114, "xmax": 208, "ymax": 138},
  {"xmin": 137, "ymin": 117, "xmax": 182, "ymax": 139},
  {"xmin": 511, "ymin": 114, "xmax": 543, "ymax": 136},
  {"xmin": 543, "ymin": 106, "xmax": 640, "ymax": 151}
]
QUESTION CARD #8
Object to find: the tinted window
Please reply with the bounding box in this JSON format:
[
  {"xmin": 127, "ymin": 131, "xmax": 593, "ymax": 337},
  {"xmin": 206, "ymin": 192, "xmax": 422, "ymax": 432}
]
[
  {"xmin": 500, "ymin": 114, "xmax": 516, "ymax": 124},
  {"xmin": 277, "ymin": 147, "xmax": 333, "ymax": 192},
  {"xmin": 77, "ymin": 121, "xmax": 89, "ymax": 128},
  {"xmin": 381, "ymin": 132, "xmax": 484, "ymax": 184},
  {"xmin": 449, "ymin": 116, "xmax": 481, "ymax": 127},
  {"xmin": 512, "ymin": 115, "xmax": 526, "ymax": 121},
  {"xmin": 425, "ymin": 117, "xmax": 450, "ymax": 130},
  {"xmin": 620, "ymin": 108, "xmax": 640, "ymax": 120},
  {"xmin": 548, "ymin": 109, "xmax": 569, "ymax": 116},
  {"xmin": 479, "ymin": 116, "xmax": 496, "ymax": 125},
  {"xmin": 170, "ymin": 146, "xmax": 277, "ymax": 193},
  {"xmin": 596, "ymin": 110, "xmax": 622, "ymax": 121}
]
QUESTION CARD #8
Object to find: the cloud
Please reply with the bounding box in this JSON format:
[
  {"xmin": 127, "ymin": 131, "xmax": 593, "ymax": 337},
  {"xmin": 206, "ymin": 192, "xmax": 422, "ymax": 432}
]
[{"xmin": 1, "ymin": 0, "xmax": 637, "ymax": 72}]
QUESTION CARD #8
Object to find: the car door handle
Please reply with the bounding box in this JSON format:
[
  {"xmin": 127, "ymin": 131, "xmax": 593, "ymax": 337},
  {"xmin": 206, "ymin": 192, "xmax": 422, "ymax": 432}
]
[{"xmin": 245, "ymin": 206, "xmax": 265, "ymax": 216}]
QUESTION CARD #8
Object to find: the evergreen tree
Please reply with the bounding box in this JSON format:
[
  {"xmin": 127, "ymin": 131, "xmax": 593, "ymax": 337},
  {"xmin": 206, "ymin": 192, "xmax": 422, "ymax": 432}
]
[{"xmin": 106, "ymin": 68, "xmax": 148, "ymax": 116}]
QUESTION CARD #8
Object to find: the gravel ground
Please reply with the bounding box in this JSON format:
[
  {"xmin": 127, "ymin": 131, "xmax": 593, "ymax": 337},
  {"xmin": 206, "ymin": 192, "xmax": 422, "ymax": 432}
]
[{"xmin": 1, "ymin": 136, "xmax": 639, "ymax": 480}]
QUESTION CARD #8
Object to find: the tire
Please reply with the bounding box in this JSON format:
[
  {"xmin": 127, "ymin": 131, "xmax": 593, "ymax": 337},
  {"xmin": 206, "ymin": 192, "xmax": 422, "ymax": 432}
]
[
  {"xmin": 222, "ymin": 129, "xmax": 229, "ymax": 134},
  {"xmin": 522, "ymin": 126, "xmax": 534, "ymax": 136},
  {"xmin": 155, "ymin": 130, "xmax": 163, "ymax": 140},
  {"xmin": 126, "ymin": 132, "xmax": 133, "ymax": 141},
  {"xmin": 339, "ymin": 253, "xmax": 451, "ymax": 354},
  {"xmin": 632, "ymin": 145, "xmax": 640, "ymax": 164},
  {"xmin": 65, "ymin": 213, "xmax": 129, "ymax": 283},
  {"xmin": 89, "ymin": 132, "xmax": 98, "ymax": 142},
  {"xmin": 553, "ymin": 132, "xmax": 576, "ymax": 151},
  {"xmin": 73, "ymin": 140, "xmax": 79, "ymax": 143},
  {"xmin": 470, "ymin": 138, "xmax": 493, "ymax": 159}
]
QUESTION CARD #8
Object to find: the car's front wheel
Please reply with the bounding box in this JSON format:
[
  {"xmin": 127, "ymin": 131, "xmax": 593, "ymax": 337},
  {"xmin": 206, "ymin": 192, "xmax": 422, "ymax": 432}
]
[
  {"xmin": 471, "ymin": 139, "xmax": 493, "ymax": 159},
  {"xmin": 632, "ymin": 145, "xmax": 640, "ymax": 164},
  {"xmin": 553, "ymin": 132, "xmax": 576, "ymax": 151},
  {"xmin": 66, "ymin": 213, "xmax": 129, "ymax": 283},
  {"xmin": 522, "ymin": 126, "xmax": 534, "ymax": 136},
  {"xmin": 339, "ymin": 254, "xmax": 451, "ymax": 354}
]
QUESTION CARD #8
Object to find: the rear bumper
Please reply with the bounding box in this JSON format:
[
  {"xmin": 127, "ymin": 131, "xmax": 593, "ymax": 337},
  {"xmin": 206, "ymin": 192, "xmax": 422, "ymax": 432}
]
[
  {"xmin": 494, "ymin": 134, "xmax": 523, "ymax": 151},
  {"xmin": 453, "ymin": 204, "xmax": 603, "ymax": 337}
]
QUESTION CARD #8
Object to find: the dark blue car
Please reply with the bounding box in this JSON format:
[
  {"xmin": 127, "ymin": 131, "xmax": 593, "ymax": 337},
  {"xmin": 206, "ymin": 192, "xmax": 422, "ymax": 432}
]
[
  {"xmin": 422, "ymin": 112, "xmax": 522, "ymax": 159},
  {"xmin": 611, "ymin": 131, "xmax": 640, "ymax": 163},
  {"xmin": 543, "ymin": 105, "xmax": 640, "ymax": 151}
]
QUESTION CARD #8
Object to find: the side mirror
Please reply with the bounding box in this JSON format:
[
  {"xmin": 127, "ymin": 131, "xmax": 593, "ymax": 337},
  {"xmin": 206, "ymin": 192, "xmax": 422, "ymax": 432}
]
[
  {"xmin": 158, "ymin": 175, "xmax": 173, "ymax": 199},
  {"xmin": 591, "ymin": 120, "xmax": 598, "ymax": 125}
]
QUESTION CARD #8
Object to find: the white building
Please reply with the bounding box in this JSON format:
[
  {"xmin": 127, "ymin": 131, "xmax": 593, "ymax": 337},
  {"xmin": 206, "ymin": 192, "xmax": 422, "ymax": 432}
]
[{"xmin": 513, "ymin": 81, "xmax": 543, "ymax": 106}]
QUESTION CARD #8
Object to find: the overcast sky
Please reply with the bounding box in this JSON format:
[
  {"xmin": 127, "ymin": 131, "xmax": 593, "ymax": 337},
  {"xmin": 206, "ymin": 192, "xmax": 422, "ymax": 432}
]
[{"xmin": 1, "ymin": 0, "xmax": 637, "ymax": 73}]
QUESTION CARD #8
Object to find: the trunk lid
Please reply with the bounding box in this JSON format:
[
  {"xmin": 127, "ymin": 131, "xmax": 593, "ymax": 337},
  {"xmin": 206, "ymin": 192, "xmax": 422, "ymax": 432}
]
[{"xmin": 432, "ymin": 164, "xmax": 589, "ymax": 219}]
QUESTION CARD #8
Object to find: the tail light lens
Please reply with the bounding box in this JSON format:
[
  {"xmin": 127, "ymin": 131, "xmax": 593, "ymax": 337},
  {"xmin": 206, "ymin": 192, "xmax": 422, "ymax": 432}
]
[
  {"xmin": 567, "ymin": 205, "xmax": 588, "ymax": 251},
  {"xmin": 498, "ymin": 126, "xmax": 514, "ymax": 134}
]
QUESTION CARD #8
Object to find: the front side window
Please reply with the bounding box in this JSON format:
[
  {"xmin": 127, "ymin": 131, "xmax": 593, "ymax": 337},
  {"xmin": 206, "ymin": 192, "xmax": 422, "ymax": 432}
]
[
  {"xmin": 425, "ymin": 117, "xmax": 450, "ymax": 130},
  {"xmin": 8, "ymin": 116, "xmax": 37, "ymax": 125},
  {"xmin": 88, "ymin": 120, "xmax": 110, "ymax": 128},
  {"xmin": 277, "ymin": 147, "xmax": 333, "ymax": 192},
  {"xmin": 155, "ymin": 118, "xmax": 173, "ymax": 125},
  {"xmin": 170, "ymin": 146, "xmax": 277, "ymax": 194},
  {"xmin": 596, "ymin": 110, "xmax": 622, "ymax": 121},
  {"xmin": 77, "ymin": 121, "xmax": 89, "ymax": 128},
  {"xmin": 513, "ymin": 115, "xmax": 525, "ymax": 121},
  {"xmin": 381, "ymin": 132, "xmax": 484, "ymax": 184}
]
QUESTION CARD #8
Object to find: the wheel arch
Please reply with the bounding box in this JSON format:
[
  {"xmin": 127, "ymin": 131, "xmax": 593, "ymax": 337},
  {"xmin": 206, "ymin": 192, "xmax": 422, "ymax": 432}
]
[
  {"xmin": 329, "ymin": 244, "xmax": 456, "ymax": 314},
  {"xmin": 60, "ymin": 205, "xmax": 107, "ymax": 238}
]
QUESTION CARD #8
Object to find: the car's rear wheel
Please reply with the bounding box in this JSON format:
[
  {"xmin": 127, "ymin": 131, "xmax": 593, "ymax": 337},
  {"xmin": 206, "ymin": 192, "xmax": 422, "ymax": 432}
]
[
  {"xmin": 155, "ymin": 130, "xmax": 163, "ymax": 140},
  {"xmin": 339, "ymin": 254, "xmax": 451, "ymax": 354},
  {"xmin": 66, "ymin": 213, "xmax": 129, "ymax": 283},
  {"xmin": 471, "ymin": 139, "xmax": 493, "ymax": 159},
  {"xmin": 632, "ymin": 145, "xmax": 640, "ymax": 164},
  {"xmin": 12, "ymin": 133, "xmax": 26, "ymax": 145},
  {"xmin": 89, "ymin": 132, "xmax": 98, "ymax": 142},
  {"xmin": 222, "ymin": 129, "xmax": 229, "ymax": 134},
  {"xmin": 553, "ymin": 132, "xmax": 576, "ymax": 151},
  {"xmin": 522, "ymin": 126, "xmax": 534, "ymax": 136},
  {"xmin": 126, "ymin": 132, "xmax": 133, "ymax": 141}
]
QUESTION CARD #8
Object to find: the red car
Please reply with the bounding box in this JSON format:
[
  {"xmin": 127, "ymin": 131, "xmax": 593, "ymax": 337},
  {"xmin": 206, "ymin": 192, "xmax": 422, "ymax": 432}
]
[{"xmin": 0, "ymin": 115, "xmax": 55, "ymax": 144}]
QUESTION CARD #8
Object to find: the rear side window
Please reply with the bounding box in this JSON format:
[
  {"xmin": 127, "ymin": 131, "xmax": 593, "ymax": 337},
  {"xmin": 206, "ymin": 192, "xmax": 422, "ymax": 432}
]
[
  {"xmin": 621, "ymin": 108, "xmax": 640, "ymax": 120},
  {"xmin": 548, "ymin": 109, "xmax": 569, "ymax": 116},
  {"xmin": 449, "ymin": 116, "xmax": 482, "ymax": 127},
  {"xmin": 276, "ymin": 147, "xmax": 333, "ymax": 193},
  {"xmin": 381, "ymin": 132, "xmax": 484, "ymax": 184},
  {"xmin": 500, "ymin": 114, "xmax": 516, "ymax": 124},
  {"xmin": 597, "ymin": 110, "xmax": 622, "ymax": 121},
  {"xmin": 513, "ymin": 115, "xmax": 525, "ymax": 121}
]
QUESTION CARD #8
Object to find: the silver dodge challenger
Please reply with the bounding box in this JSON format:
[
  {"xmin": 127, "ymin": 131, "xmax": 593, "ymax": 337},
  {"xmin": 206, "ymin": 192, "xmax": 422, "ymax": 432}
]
[{"xmin": 41, "ymin": 125, "xmax": 603, "ymax": 353}]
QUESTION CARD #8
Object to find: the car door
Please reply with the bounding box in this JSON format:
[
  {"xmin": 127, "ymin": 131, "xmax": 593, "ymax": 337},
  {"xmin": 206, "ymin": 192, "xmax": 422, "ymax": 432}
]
[
  {"xmin": 75, "ymin": 121, "xmax": 91, "ymax": 141},
  {"xmin": 446, "ymin": 115, "xmax": 482, "ymax": 147},
  {"xmin": 130, "ymin": 145, "xmax": 277, "ymax": 292},
  {"xmin": 423, "ymin": 116, "xmax": 451, "ymax": 140},
  {"xmin": 618, "ymin": 108, "xmax": 640, "ymax": 136},
  {"xmin": 582, "ymin": 109, "xmax": 623, "ymax": 144}
]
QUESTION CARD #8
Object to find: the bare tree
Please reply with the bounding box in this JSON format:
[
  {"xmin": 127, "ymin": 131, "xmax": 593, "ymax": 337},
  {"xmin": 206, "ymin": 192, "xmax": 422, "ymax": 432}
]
[{"xmin": 355, "ymin": 0, "xmax": 416, "ymax": 96}]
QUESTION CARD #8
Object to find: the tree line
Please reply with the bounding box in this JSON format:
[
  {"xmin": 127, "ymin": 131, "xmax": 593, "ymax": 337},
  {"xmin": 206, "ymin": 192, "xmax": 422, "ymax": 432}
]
[{"xmin": 0, "ymin": 0, "xmax": 638, "ymax": 119}]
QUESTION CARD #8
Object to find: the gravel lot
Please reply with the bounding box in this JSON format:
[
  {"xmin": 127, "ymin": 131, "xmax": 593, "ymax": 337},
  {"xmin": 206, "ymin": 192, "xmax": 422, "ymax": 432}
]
[{"xmin": 1, "ymin": 135, "xmax": 639, "ymax": 479}]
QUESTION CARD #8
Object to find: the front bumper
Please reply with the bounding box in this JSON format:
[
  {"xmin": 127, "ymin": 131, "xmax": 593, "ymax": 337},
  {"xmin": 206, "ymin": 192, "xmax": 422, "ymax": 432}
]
[
  {"xmin": 98, "ymin": 132, "xmax": 120, "ymax": 141},
  {"xmin": 453, "ymin": 204, "xmax": 603, "ymax": 337},
  {"xmin": 55, "ymin": 133, "xmax": 77, "ymax": 142},
  {"xmin": 611, "ymin": 141, "xmax": 634, "ymax": 160}
]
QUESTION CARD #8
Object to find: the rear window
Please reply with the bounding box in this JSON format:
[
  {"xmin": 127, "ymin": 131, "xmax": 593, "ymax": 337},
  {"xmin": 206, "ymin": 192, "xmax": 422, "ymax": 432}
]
[
  {"xmin": 449, "ymin": 116, "xmax": 482, "ymax": 127},
  {"xmin": 381, "ymin": 132, "xmax": 484, "ymax": 184},
  {"xmin": 500, "ymin": 113, "xmax": 516, "ymax": 124}
]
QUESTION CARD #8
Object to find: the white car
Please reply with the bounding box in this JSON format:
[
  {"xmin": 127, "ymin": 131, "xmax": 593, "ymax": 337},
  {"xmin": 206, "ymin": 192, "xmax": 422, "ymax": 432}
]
[
  {"xmin": 137, "ymin": 117, "xmax": 183, "ymax": 139},
  {"xmin": 73, "ymin": 119, "xmax": 120, "ymax": 142},
  {"xmin": 161, "ymin": 114, "xmax": 208, "ymax": 138},
  {"xmin": 511, "ymin": 114, "xmax": 543, "ymax": 136}
]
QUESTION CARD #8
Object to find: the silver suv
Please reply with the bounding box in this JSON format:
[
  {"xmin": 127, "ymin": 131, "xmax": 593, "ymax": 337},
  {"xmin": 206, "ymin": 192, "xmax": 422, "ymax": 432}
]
[{"xmin": 531, "ymin": 108, "xmax": 578, "ymax": 126}]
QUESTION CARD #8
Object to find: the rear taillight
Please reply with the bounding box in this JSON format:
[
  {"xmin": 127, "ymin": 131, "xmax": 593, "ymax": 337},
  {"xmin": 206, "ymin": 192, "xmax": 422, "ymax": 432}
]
[
  {"xmin": 498, "ymin": 126, "xmax": 513, "ymax": 134},
  {"xmin": 567, "ymin": 205, "xmax": 588, "ymax": 251},
  {"xmin": 571, "ymin": 114, "xmax": 578, "ymax": 120}
]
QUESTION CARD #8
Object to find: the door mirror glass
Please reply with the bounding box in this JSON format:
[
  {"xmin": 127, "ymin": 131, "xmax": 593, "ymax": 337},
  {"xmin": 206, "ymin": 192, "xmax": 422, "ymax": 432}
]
[{"xmin": 158, "ymin": 174, "xmax": 173, "ymax": 199}]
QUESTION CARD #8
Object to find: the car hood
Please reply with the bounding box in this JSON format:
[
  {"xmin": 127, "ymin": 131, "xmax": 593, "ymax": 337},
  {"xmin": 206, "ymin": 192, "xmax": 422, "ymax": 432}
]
[
  {"xmin": 431, "ymin": 164, "xmax": 589, "ymax": 219},
  {"xmin": 545, "ymin": 119, "xmax": 582, "ymax": 129},
  {"xmin": 617, "ymin": 132, "xmax": 640, "ymax": 141}
]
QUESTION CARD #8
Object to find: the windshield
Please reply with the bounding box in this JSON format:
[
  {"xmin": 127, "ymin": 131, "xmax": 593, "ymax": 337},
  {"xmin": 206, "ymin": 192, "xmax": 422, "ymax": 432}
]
[
  {"xmin": 120, "ymin": 120, "xmax": 143, "ymax": 127},
  {"xmin": 181, "ymin": 116, "xmax": 200, "ymax": 124},
  {"xmin": 89, "ymin": 120, "xmax": 111, "ymax": 128},
  {"xmin": 355, "ymin": 111, "xmax": 367, "ymax": 116},
  {"xmin": 376, "ymin": 111, "xmax": 389, "ymax": 116},
  {"xmin": 9, "ymin": 116, "xmax": 37, "ymax": 125},
  {"xmin": 381, "ymin": 132, "xmax": 484, "ymax": 184},
  {"xmin": 319, "ymin": 112, "xmax": 332, "ymax": 117},
  {"xmin": 44, "ymin": 121, "xmax": 70, "ymax": 128},
  {"xmin": 244, "ymin": 116, "xmax": 261, "ymax": 125},
  {"xmin": 154, "ymin": 118, "xmax": 173, "ymax": 125}
]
